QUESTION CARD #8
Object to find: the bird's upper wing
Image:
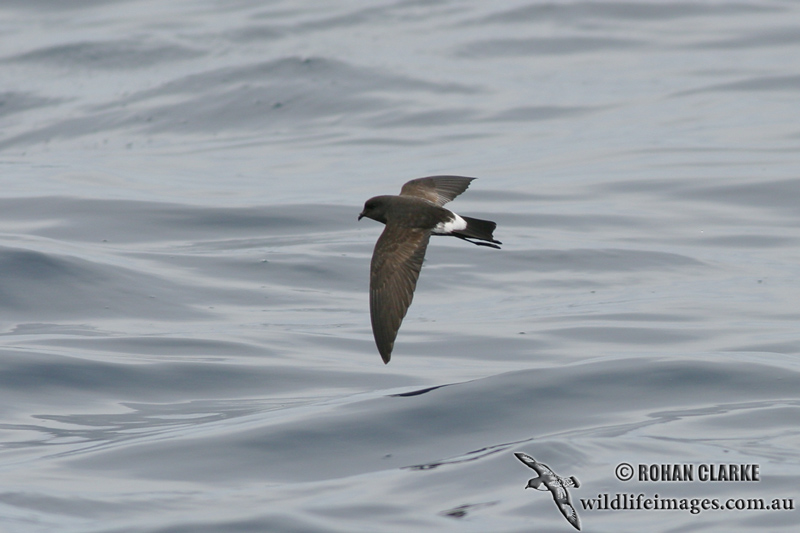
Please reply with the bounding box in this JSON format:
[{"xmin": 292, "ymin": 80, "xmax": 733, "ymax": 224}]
[
  {"xmin": 399, "ymin": 176, "xmax": 475, "ymax": 206},
  {"xmin": 369, "ymin": 224, "xmax": 431, "ymax": 363},
  {"xmin": 515, "ymin": 453, "xmax": 558, "ymax": 478},
  {"xmin": 514, "ymin": 452, "xmax": 540, "ymax": 470}
]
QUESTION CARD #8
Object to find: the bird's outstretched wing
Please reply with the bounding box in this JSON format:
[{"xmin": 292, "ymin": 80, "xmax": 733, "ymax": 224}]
[
  {"xmin": 554, "ymin": 489, "xmax": 581, "ymax": 530},
  {"xmin": 400, "ymin": 176, "xmax": 475, "ymax": 206},
  {"xmin": 514, "ymin": 452, "xmax": 556, "ymax": 477},
  {"xmin": 514, "ymin": 452, "xmax": 539, "ymax": 469},
  {"xmin": 369, "ymin": 224, "xmax": 431, "ymax": 363}
]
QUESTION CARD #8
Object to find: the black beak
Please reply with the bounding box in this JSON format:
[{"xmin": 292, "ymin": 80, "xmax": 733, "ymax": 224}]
[{"xmin": 358, "ymin": 213, "xmax": 364, "ymax": 221}]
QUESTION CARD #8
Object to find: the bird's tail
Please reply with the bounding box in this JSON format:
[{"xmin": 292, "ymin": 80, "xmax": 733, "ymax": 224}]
[{"xmin": 452, "ymin": 216, "xmax": 502, "ymax": 249}]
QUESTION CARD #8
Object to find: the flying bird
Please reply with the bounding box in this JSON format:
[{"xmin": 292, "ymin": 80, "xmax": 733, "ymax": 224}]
[
  {"xmin": 358, "ymin": 176, "xmax": 501, "ymax": 363},
  {"xmin": 514, "ymin": 452, "xmax": 581, "ymax": 531}
]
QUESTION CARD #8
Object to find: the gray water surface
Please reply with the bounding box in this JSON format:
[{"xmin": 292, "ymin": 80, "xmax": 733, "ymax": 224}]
[{"xmin": 1, "ymin": 1, "xmax": 799, "ymax": 532}]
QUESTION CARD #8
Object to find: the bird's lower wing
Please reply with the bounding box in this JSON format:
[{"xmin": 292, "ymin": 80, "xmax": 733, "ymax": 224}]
[
  {"xmin": 370, "ymin": 225, "xmax": 431, "ymax": 363},
  {"xmin": 558, "ymin": 500, "xmax": 581, "ymax": 530},
  {"xmin": 555, "ymin": 484, "xmax": 580, "ymax": 530}
]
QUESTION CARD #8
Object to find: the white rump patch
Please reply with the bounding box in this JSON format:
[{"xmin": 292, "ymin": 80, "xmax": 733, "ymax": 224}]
[{"xmin": 433, "ymin": 213, "xmax": 467, "ymax": 234}]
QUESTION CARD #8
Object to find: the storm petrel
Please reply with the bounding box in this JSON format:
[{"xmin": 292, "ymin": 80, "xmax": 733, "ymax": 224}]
[
  {"xmin": 358, "ymin": 176, "xmax": 501, "ymax": 364},
  {"xmin": 514, "ymin": 452, "xmax": 581, "ymax": 531}
]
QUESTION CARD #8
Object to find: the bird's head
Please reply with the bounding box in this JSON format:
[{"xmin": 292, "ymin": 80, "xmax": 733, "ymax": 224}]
[
  {"xmin": 525, "ymin": 477, "xmax": 546, "ymax": 491},
  {"xmin": 358, "ymin": 196, "xmax": 389, "ymax": 224}
]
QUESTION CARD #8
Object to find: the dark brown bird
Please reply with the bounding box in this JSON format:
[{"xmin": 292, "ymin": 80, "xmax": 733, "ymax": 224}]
[{"xmin": 358, "ymin": 176, "xmax": 501, "ymax": 363}]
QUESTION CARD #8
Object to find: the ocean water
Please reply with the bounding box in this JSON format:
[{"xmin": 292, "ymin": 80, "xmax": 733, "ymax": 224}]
[{"xmin": 2, "ymin": 1, "xmax": 799, "ymax": 531}]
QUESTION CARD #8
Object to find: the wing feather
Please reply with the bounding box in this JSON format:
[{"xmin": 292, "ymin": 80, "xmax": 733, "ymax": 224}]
[
  {"xmin": 559, "ymin": 502, "xmax": 580, "ymax": 530},
  {"xmin": 514, "ymin": 452, "xmax": 539, "ymax": 469},
  {"xmin": 369, "ymin": 224, "xmax": 431, "ymax": 363},
  {"xmin": 558, "ymin": 498, "xmax": 581, "ymax": 530},
  {"xmin": 400, "ymin": 176, "xmax": 475, "ymax": 206}
]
